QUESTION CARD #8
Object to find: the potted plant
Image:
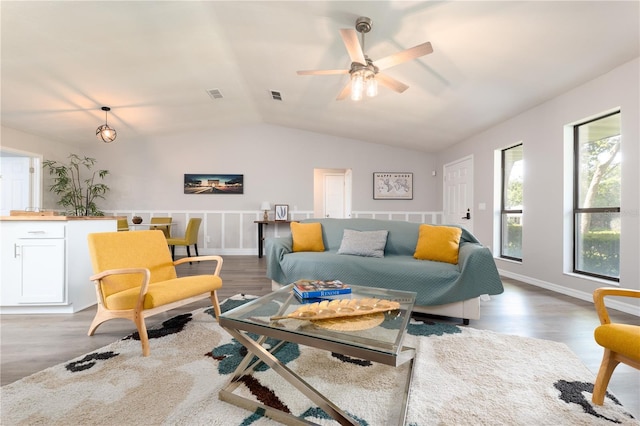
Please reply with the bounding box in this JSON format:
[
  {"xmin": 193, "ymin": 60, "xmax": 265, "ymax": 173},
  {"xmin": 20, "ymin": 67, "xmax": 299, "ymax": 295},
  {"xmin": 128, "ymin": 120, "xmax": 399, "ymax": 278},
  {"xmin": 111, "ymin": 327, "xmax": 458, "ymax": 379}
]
[{"xmin": 43, "ymin": 154, "xmax": 110, "ymax": 216}]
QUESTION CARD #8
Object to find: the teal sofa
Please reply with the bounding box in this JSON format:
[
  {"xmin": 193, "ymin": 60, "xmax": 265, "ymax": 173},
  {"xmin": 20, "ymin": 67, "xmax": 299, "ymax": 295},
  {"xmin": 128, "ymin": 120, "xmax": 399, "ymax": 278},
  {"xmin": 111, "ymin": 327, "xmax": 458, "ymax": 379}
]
[{"xmin": 265, "ymin": 218, "xmax": 504, "ymax": 324}]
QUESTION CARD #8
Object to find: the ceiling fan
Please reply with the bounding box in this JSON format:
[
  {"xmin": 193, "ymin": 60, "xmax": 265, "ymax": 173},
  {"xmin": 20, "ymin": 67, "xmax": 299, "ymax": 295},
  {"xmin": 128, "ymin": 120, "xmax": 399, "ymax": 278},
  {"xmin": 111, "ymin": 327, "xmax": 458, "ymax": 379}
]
[{"xmin": 297, "ymin": 16, "xmax": 433, "ymax": 101}]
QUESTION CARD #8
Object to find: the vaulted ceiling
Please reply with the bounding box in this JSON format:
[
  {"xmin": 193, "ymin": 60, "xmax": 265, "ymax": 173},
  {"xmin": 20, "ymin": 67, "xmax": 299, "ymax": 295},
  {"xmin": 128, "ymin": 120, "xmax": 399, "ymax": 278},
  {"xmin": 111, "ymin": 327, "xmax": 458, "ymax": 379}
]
[{"xmin": 1, "ymin": 1, "xmax": 638, "ymax": 153}]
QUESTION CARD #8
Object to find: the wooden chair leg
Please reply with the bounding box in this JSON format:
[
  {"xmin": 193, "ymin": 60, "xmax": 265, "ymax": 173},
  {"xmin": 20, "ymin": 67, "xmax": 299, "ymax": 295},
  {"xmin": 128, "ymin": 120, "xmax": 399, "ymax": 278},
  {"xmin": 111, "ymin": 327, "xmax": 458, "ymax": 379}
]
[
  {"xmin": 87, "ymin": 305, "xmax": 111, "ymax": 336},
  {"xmin": 134, "ymin": 313, "xmax": 151, "ymax": 357},
  {"xmin": 592, "ymin": 348, "xmax": 619, "ymax": 405},
  {"xmin": 210, "ymin": 291, "xmax": 221, "ymax": 320}
]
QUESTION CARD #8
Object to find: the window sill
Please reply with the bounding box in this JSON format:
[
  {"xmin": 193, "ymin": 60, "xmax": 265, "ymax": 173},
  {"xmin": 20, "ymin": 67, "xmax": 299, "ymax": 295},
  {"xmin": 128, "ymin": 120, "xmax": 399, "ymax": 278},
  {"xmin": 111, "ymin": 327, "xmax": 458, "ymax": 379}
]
[{"xmin": 563, "ymin": 271, "xmax": 620, "ymax": 286}]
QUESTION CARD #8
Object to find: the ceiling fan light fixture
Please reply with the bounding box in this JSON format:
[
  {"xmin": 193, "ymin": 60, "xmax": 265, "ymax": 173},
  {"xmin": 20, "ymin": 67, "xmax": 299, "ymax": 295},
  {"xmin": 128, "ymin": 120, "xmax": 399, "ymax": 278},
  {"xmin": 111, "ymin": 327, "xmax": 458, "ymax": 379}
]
[
  {"xmin": 350, "ymin": 65, "xmax": 376, "ymax": 101},
  {"xmin": 365, "ymin": 74, "xmax": 378, "ymax": 97},
  {"xmin": 297, "ymin": 15, "xmax": 432, "ymax": 101},
  {"xmin": 96, "ymin": 106, "xmax": 117, "ymax": 143},
  {"xmin": 350, "ymin": 69, "xmax": 365, "ymax": 101}
]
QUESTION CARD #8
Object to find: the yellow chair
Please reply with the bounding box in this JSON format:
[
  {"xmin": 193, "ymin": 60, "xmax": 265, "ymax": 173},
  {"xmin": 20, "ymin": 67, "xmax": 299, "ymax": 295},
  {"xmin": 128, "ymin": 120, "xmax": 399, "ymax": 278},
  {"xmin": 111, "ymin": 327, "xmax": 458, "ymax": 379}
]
[
  {"xmin": 591, "ymin": 287, "xmax": 640, "ymax": 405},
  {"xmin": 117, "ymin": 218, "xmax": 129, "ymax": 231},
  {"xmin": 166, "ymin": 218, "xmax": 202, "ymax": 261},
  {"xmin": 150, "ymin": 216, "xmax": 172, "ymax": 238},
  {"xmin": 87, "ymin": 230, "xmax": 223, "ymax": 356}
]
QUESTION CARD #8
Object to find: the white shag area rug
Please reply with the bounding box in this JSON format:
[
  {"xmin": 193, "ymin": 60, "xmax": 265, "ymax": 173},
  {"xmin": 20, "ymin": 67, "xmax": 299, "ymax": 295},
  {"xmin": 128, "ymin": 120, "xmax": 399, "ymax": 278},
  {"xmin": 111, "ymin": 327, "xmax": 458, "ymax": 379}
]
[{"xmin": 1, "ymin": 295, "xmax": 637, "ymax": 426}]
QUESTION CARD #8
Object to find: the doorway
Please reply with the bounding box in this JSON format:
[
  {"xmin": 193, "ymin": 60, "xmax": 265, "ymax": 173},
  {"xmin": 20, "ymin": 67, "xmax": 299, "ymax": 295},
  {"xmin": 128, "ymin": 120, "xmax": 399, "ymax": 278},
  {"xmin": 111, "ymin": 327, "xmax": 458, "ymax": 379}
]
[
  {"xmin": 0, "ymin": 148, "xmax": 42, "ymax": 216},
  {"xmin": 313, "ymin": 168, "xmax": 352, "ymax": 219},
  {"xmin": 443, "ymin": 156, "xmax": 473, "ymax": 232}
]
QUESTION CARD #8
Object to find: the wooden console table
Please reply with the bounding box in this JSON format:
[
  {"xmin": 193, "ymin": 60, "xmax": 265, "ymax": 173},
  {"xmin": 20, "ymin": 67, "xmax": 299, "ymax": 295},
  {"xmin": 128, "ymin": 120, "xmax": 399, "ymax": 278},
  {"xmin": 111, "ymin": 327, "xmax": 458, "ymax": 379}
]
[{"xmin": 254, "ymin": 220, "xmax": 294, "ymax": 258}]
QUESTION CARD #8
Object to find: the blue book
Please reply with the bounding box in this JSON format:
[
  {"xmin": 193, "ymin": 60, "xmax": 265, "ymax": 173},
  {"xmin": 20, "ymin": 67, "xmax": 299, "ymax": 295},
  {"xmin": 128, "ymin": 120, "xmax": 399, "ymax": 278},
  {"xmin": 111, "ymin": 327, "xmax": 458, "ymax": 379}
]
[
  {"xmin": 292, "ymin": 279, "xmax": 351, "ymax": 299},
  {"xmin": 293, "ymin": 292, "xmax": 353, "ymax": 304}
]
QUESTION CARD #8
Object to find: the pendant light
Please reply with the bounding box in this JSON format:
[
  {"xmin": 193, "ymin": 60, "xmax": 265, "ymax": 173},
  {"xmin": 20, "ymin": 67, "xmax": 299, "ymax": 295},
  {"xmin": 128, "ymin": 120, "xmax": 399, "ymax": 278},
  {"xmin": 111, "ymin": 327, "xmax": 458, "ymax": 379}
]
[{"xmin": 96, "ymin": 106, "xmax": 117, "ymax": 143}]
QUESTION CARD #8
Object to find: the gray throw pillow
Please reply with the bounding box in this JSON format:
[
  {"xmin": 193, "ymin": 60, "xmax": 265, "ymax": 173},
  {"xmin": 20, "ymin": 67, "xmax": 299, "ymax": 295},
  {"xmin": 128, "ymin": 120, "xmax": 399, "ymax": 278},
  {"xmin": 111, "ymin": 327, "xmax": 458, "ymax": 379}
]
[{"xmin": 337, "ymin": 229, "xmax": 388, "ymax": 258}]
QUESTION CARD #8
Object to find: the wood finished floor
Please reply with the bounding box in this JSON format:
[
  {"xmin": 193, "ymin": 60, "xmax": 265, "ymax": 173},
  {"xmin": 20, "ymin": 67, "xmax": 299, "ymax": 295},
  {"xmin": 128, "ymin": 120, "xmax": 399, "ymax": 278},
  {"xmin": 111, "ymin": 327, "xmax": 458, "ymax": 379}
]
[{"xmin": 1, "ymin": 255, "xmax": 638, "ymax": 418}]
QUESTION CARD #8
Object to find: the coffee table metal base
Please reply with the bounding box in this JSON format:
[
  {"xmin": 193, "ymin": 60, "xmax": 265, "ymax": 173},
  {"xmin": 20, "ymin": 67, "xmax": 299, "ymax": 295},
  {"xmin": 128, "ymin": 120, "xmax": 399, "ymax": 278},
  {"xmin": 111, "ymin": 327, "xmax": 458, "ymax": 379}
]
[{"xmin": 219, "ymin": 326, "xmax": 416, "ymax": 426}]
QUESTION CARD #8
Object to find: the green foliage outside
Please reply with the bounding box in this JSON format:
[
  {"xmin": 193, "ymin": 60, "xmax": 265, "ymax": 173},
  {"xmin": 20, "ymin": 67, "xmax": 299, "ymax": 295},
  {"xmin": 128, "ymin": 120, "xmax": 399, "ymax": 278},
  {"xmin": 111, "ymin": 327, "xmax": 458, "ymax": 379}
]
[
  {"xmin": 578, "ymin": 231, "xmax": 620, "ymax": 277},
  {"xmin": 503, "ymin": 223, "xmax": 522, "ymax": 259},
  {"xmin": 43, "ymin": 154, "xmax": 110, "ymax": 216}
]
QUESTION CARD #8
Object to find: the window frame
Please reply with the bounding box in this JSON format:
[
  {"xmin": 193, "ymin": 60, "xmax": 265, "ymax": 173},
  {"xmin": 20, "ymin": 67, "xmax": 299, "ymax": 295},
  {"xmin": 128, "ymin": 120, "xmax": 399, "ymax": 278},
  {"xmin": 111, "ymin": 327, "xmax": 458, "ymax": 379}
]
[
  {"xmin": 572, "ymin": 111, "xmax": 620, "ymax": 282},
  {"xmin": 500, "ymin": 143, "xmax": 523, "ymax": 261}
]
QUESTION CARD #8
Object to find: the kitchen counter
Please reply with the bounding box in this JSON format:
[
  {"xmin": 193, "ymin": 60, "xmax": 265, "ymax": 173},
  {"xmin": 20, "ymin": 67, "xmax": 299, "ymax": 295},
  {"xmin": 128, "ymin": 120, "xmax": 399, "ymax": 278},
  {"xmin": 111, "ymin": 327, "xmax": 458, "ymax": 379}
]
[{"xmin": 1, "ymin": 215, "xmax": 121, "ymax": 221}]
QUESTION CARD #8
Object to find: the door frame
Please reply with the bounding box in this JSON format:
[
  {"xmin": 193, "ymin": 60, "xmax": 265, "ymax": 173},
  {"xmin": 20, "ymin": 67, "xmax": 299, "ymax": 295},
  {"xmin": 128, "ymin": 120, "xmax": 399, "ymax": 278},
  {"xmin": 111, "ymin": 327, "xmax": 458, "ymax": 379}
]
[{"xmin": 313, "ymin": 168, "xmax": 352, "ymax": 219}]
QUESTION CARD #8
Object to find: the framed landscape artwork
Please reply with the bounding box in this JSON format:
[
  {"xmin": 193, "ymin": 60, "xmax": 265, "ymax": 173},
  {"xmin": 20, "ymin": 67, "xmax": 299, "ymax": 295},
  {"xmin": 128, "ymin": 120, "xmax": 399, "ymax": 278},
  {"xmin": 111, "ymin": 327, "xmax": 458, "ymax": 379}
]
[
  {"xmin": 373, "ymin": 172, "xmax": 413, "ymax": 200},
  {"xmin": 183, "ymin": 174, "xmax": 243, "ymax": 194}
]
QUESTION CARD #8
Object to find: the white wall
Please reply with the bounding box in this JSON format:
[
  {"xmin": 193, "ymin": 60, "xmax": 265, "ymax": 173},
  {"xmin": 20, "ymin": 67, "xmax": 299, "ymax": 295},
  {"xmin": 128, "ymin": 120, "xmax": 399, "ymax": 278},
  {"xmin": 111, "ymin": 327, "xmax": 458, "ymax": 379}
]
[
  {"xmin": 436, "ymin": 58, "xmax": 640, "ymax": 311},
  {"xmin": 1, "ymin": 123, "xmax": 439, "ymax": 215},
  {"xmin": 78, "ymin": 123, "xmax": 440, "ymax": 213}
]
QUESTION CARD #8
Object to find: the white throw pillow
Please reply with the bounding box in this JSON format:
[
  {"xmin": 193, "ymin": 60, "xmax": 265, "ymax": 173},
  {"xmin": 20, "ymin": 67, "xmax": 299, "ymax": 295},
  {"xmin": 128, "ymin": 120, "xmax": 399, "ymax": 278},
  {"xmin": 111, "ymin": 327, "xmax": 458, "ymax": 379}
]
[{"xmin": 337, "ymin": 229, "xmax": 388, "ymax": 258}]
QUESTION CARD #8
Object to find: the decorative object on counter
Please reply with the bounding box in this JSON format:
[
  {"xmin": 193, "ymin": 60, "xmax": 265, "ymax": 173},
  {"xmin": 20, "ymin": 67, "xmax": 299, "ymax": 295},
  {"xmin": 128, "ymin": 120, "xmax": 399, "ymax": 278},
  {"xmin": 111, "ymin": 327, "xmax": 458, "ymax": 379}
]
[
  {"xmin": 96, "ymin": 106, "xmax": 117, "ymax": 143},
  {"xmin": 10, "ymin": 210, "xmax": 57, "ymax": 216},
  {"xmin": 260, "ymin": 201, "xmax": 271, "ymax": 221},
  {"xmin": 132, "ymin": 216, "xmax": 143, "ymax": 224},
  {"xmin": 274, "ymin": 204, "xmax": 289, "ymax": 221},
  {"xmin": 43, "ymin": 154, "xmax": 110, "ymax": 216}
]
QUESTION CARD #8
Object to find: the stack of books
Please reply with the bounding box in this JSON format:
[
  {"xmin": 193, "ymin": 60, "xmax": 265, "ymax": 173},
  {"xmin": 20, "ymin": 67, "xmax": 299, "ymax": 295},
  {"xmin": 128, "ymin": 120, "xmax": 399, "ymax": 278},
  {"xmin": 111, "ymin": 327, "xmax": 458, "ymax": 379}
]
[{"xmin": 292, "ymin": 279, "xmax": 351, "ymax": 302}]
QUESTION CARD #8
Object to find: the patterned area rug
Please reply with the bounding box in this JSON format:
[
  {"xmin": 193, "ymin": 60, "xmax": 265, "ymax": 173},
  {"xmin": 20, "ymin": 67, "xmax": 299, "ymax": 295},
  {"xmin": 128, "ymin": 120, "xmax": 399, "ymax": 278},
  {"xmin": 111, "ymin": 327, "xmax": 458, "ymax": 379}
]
[{"xmin": 1, "ymin": 295, "xmax": 637, "ymax": 425}]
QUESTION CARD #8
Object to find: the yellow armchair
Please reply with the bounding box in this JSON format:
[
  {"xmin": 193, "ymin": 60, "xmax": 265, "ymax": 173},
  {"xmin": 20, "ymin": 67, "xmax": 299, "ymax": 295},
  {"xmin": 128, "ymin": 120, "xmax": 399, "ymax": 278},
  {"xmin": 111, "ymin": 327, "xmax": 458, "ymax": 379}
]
[
  {"xmin": 591, "ymin": 287, "xmax": 640, "ymax": 405},
  {"xmin": 87, "ymin": 230, "xmax": 223, "ymax": 356}
]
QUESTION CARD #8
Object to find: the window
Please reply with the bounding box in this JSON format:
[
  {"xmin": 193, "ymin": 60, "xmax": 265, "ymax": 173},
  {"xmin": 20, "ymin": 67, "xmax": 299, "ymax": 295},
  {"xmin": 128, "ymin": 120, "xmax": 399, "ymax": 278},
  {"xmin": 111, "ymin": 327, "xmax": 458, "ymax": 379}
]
[
  {"xmin": 500, "ymin": 144, "xmax": 523, "ymax": 260},
  {"xmin": 573, "ymin": 112, "xmax": 621, "ymax": 281}
]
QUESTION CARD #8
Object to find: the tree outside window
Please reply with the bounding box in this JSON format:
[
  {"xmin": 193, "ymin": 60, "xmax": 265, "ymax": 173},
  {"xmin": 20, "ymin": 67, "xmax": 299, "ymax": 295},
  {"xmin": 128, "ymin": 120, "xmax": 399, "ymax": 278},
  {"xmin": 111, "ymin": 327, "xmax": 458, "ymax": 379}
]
[{"xmin": 574, "ymin": 112, "xmax": 621, "ymax": 281}]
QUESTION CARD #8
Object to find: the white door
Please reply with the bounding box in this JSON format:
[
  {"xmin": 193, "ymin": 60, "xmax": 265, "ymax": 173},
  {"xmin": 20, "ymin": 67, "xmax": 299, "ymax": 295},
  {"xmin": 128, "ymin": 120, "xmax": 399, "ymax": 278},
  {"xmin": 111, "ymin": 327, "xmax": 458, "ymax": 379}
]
[
  {"xmin": 0, "ymin": 156, "xmax": 31, "ymax": 216},
  {"xmin": 443, "ymin": 156, "xmax": 474, "ymax": 232},
  {"xmin": 324, "ymin": 174, "xmax": 345, "ymax": 218}
]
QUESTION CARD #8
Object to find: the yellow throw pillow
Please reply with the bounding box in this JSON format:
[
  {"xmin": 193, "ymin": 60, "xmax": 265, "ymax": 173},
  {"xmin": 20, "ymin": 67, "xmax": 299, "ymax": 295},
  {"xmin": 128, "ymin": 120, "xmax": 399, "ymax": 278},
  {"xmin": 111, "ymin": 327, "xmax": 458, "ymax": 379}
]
[
  {"xmin": 413, "ymin": 224, "xmax": 462, "ymax": 264},
  {"xmin": 291, "ymin": 222, "xmax": 325, "ymax": 252}
]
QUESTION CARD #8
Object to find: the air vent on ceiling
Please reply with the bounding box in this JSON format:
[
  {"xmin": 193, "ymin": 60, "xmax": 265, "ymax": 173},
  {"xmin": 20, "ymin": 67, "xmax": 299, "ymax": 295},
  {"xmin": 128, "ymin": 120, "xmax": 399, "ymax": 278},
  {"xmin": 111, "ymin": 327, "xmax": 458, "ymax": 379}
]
[
  {"xmin": 207, "ymin": 89, "xmax": 223, "ymax": 100},
  {"xmin": 270, "ymin": 90, "xmax": 283, "ymax": 101}
]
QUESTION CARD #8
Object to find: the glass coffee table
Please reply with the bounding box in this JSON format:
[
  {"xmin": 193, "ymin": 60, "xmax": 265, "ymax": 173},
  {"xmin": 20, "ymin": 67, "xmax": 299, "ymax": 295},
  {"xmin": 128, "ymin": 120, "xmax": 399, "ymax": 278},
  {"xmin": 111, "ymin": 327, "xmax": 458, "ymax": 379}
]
[{"xmin": 218, "ymin": 283, "xmax": 417, "ymax": 425}]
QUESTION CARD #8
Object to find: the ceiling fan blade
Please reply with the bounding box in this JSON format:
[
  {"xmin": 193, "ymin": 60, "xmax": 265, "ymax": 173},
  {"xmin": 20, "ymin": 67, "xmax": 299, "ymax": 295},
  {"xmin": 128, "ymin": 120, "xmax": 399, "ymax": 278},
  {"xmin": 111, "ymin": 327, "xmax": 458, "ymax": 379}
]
[
  {"xmin": 336, "ymin": 82, "xmax": 351, "ymax": 101},
  {"xmin": 339, "ymin": 29, "xmax": 366, "ymax": 64},
  {"xmin": 297, "ymin": 69, "xmax": 349, "ymax": 76},
  {"xmin": 375, "ymin": 42, "xmax": 433, "ymax": 70},
  {"xmin": 376, "ymin": 72, "xmax": 410, "ymax": 93}
]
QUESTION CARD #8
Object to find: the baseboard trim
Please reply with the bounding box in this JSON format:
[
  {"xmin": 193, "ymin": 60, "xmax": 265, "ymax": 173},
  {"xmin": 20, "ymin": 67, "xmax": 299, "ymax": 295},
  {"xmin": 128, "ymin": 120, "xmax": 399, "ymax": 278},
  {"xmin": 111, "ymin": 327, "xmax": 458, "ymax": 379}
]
[{"xmin": 498, "ymin": 269, "xmax": 639, "ymax": 317}]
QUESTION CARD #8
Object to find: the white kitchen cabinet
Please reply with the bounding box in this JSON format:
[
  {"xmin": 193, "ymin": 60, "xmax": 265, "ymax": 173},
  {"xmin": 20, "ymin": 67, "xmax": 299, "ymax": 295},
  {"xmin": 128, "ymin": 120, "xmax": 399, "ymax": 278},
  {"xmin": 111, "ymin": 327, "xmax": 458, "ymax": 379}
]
[{"xmin": 0, "ymin": 217, "xmax": 116, "ymax": 313}]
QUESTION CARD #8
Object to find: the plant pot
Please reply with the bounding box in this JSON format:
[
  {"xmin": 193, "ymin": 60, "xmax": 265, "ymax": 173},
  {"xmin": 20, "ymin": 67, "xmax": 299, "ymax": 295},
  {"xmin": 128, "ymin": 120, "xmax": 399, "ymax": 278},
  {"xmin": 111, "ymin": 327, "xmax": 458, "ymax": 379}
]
[{"xmin": 132, "ymin": 216, "xmax": 143, "ymax": 224}]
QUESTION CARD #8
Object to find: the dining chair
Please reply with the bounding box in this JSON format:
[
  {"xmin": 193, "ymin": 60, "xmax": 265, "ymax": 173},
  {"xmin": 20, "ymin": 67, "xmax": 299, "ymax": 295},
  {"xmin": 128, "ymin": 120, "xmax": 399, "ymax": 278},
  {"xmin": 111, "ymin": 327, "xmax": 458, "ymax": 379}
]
[
  {"xmin": 150, "ymin": 217, "xmax": 171, "ymax": 238},
  {"xmin": 87, "ymin": 230, "xmax": 223, "ymax": 356},
  {"xmin": 166, "ymin": 218, "xmax": 202, "ymax": 262},
  {"xmin": 591, "ymin": 287, "xmax": 640, "ymax": 405},
  {"xmin": 117, "ymin": 218, "xmax": 129, "ymax": 231}
]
